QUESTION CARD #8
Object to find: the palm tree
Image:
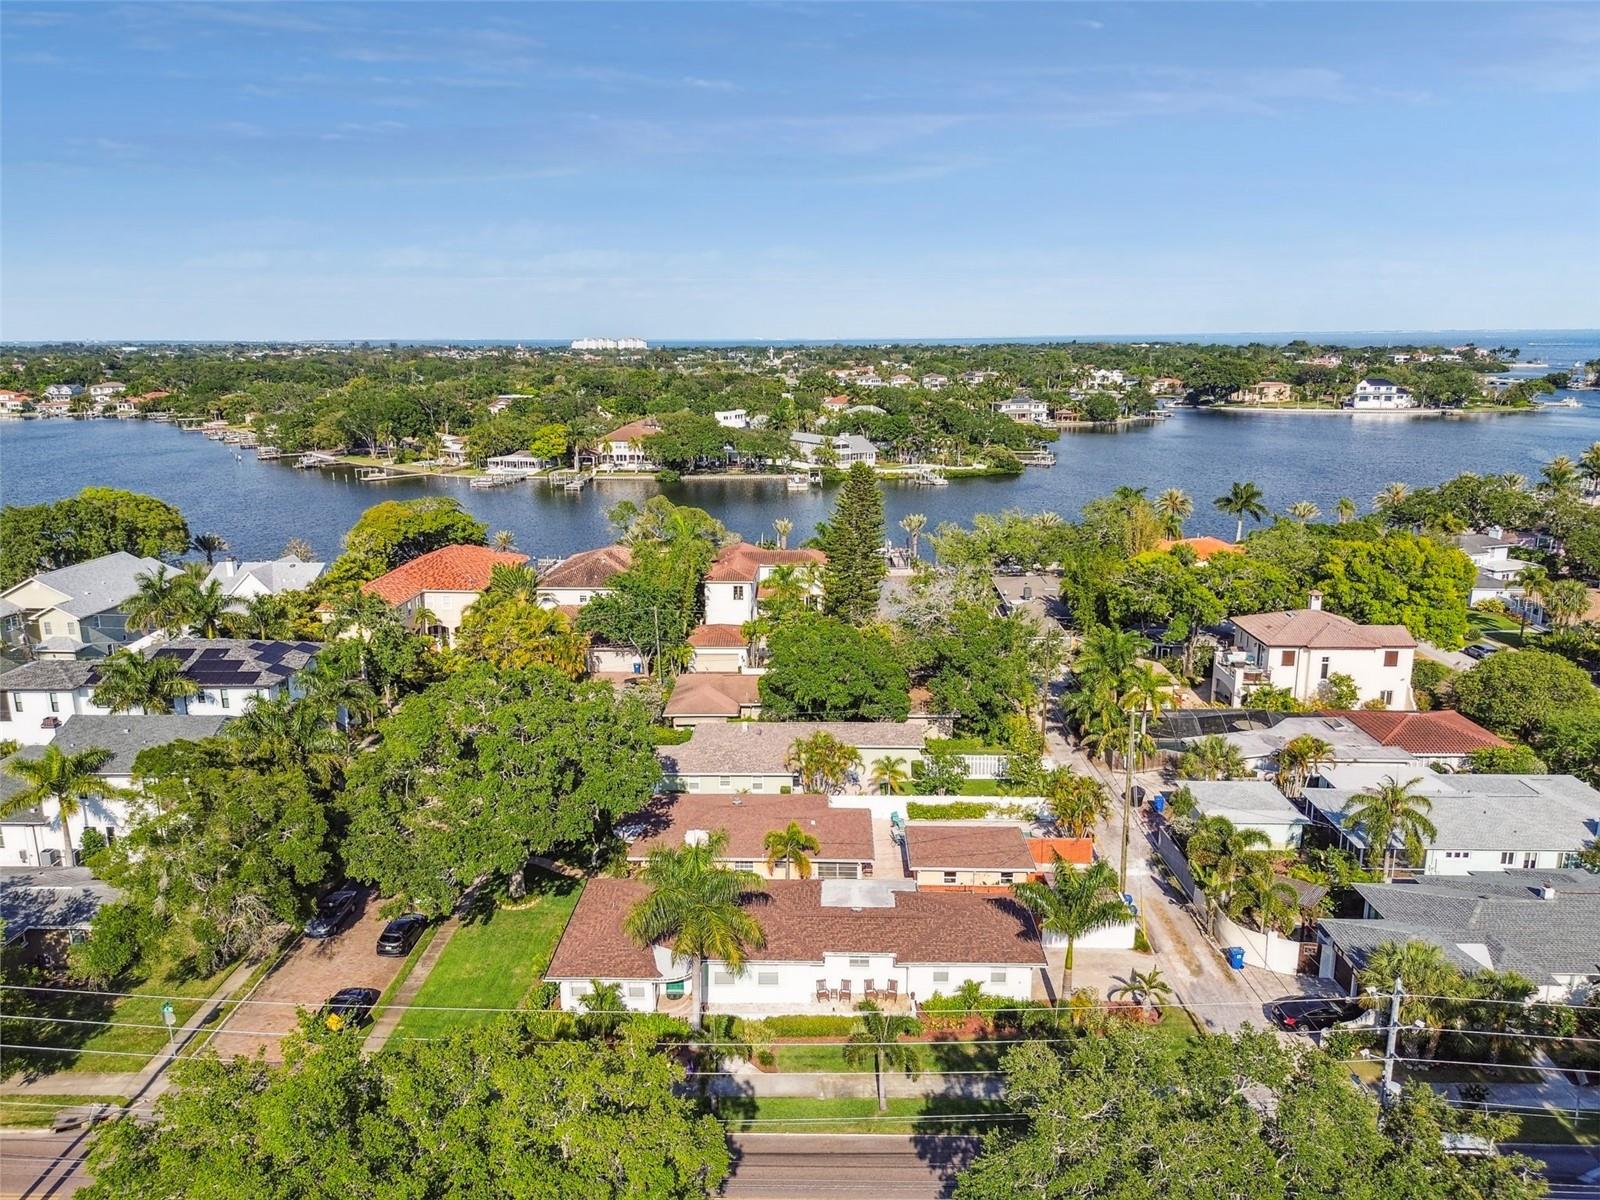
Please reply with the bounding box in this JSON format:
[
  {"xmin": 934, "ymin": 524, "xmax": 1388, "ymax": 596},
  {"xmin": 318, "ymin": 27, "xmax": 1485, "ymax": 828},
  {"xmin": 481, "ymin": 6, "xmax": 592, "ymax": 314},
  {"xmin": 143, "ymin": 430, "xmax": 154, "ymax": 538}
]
[
  {"xmin": 1073, "ymin": 627, "xmax": 1149, "ymax": 694},
  {"xmin": 2, "ymin": 745, "xmax": 125, "ymax": 866},
  {"xmin": 230, "ymin": 592, "xmax": 291, "ymax": 640},
  {"xmin": 577, "ymin": 979, "xmax": 629, "ymax": 1040},
  {"xmin": 1275, "ymin": 734, "xmax": 1333, "ymax": 797},
  {"xmin": 230, "ymin": 692, "xmax": 350, "ymax": 784},
  {"xmin": 1213, "ymin": 481, "xmax": 1269, "ymax": 543},
  {"xmin": 183, "ymin": 579, "xmax": 230, "ymax": 638},
  {"xmin": 1154, "ymin": 488, "xmax": 1193, "ymax": 539},
  {"xmin": 190, "ymin": 531, "xmax": 230, "ymax": 564},
  {"xmin": 1543, "ymin": 578, "xmax": 1590, "ymax": 630},
  {"xmin": 784, "ymin": 732, "xmax": 862, "ymax": 793},
  {"xmin": 124, "ymin": 566, "xmax": 191, "ymax": 634},
  {"xmin": 1107, "ymin": 967, "xmax": 1173, "ymax": 1012},
  {"xmin": 868, "ymin": 756, "xmax": 910, "ymax": 796},
  {"xmin": 1335, "ymin": 496, "xmax": 1358, "ymax": 524},
  {"xmin": 1176, "ymin": 735, "xmax": 1249, "ymax": 781},
  {"xmin": 1344, "ymin": 775, "xmax": 1437, "ymax": 880},
  {"xmin": 898, "ymin": 513, "xmax": 927, "ymax": 559},
  {"xmin": 1373, "ymin": 481, "xmax": 1410, "ymax": 510},
  {"xmin": 1226, "ymin": 860, "xmax": 1302, "ymax": 936},
  {"xmin": 1514, "ymin": 563, "xmax": 1550, "ymax": 633},
  {"xmin": 1579, "ymin": 442, "xmax": 1600, "ymax": 494},
  {"xmin": 1185, "ymin": 816, "xmax": 1273, "ymax": 909},
  {"xmin": 1358, "ymin": 939, "xmax": 1460, "ymax": 1054},
  {"xmin": 90, "ymin": 650, "xmax": 200, "ymax": 715},
  {"xmin": 1540, "ymin": 455, "xmax": 1579, "ymax": 497},
  {"xmin": 1012, "ymin": 858, "xmax": 1127, "ymax": 997},
  {"xmin": 772, "ymin": 517, "xmax": 794, "ymax": 550},
  {"xmin": 625, "ymin": 831, "xmax": 766, "ymax": 1031},
  {"xmin": 1286, "ymin": 500, "xmax": 1321, "ymax": 524},
  {"xmin": 762, "ymin": 821, "xmax": 820, "ymax": 880},
  {"xmin": 842, "ymin": 1001, "xmax": 921, "ymax": 1111},
  {"xmin": 1043, "ymin": 768, "xmax": 1110, "ymax": 838},
  {"xmin": 490, "ymin": 529, "xmax": 518, "ymax": 552}
]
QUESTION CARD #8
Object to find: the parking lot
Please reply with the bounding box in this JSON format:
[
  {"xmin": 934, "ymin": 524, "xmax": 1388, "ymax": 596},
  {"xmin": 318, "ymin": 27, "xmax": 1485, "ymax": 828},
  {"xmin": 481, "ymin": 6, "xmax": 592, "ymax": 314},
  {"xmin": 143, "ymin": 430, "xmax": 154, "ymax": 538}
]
[{"xmin": 205, "ymin": 890, "xmax": 411, "ymax": 1062}]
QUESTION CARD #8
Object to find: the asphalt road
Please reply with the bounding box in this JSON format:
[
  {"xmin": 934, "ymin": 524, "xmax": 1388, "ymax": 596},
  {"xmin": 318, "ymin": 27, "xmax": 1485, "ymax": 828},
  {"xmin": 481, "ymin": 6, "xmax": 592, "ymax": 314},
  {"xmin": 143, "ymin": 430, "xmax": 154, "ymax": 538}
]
[
  {"xmin": 0, "ymin": 1130, "xmax": 96, "ymax": 1199},
  {"xmin": 721, "ymin": 1133, "xmax": 982, "ymax": 1199}
]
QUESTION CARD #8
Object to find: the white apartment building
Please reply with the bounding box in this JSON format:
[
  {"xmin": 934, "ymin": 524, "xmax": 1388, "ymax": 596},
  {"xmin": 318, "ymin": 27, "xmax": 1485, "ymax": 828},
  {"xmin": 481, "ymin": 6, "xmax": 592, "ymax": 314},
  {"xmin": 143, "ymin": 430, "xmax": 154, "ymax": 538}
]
[{"xmin": 993, "ymin": 394, "xmax": 1050, "ymax": 423}]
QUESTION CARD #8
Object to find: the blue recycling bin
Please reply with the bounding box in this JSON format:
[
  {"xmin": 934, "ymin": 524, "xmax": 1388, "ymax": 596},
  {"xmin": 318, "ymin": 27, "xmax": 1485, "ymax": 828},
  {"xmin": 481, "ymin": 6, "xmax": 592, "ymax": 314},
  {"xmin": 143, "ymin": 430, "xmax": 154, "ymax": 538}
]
[
  {"xmin": 1225, "ymin": 946, "xmax": 1246, "ymax": 970},
  {"xmin": 1152, "ymin": 793, "xmax": 1167, "ymax": 814}
]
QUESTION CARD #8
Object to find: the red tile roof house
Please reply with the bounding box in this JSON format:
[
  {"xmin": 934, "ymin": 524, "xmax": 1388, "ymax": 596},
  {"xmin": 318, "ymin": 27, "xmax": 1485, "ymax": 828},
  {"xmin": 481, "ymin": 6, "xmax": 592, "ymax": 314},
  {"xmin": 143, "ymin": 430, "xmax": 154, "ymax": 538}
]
[
  {"xmin": 544, "ymin": 877, "xmax": 1046, "ymax": 1015},
  {"xmin": 1324, "ymin": 709, "xmax": 1508, "ymax": 771},
  {"xmin": 684, "ymin": 623, "xmax": 752, "ymax": 673},
  {"xmin": 703, "ymin": 542, "xmax": 826, "ymax": 626},
  {"xmin": 622, "ymin": 793, "xmax": 874, "ymax": 880},
  {"xmin": 597, "ymin": 419, "xmax": 662, "ymax": 472},
  {"xmin": 534, "ymin": 544, "xmax": 633, "ymax": 609},
  {"xmin": 663, "ymin": 673, "xmax": 764, "ymax": 727},
  {"xmin": 360, "ymin": 544, "xmax": 528, "ymax": 645}
]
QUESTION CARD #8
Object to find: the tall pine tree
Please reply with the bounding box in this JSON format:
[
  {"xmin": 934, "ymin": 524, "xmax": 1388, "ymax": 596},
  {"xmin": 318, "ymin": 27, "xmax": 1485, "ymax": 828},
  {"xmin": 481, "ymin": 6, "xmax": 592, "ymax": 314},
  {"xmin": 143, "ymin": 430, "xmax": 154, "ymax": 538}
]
[{"xmin": 820, "ymin": 462, "xmax": 887, "ymax": 624}]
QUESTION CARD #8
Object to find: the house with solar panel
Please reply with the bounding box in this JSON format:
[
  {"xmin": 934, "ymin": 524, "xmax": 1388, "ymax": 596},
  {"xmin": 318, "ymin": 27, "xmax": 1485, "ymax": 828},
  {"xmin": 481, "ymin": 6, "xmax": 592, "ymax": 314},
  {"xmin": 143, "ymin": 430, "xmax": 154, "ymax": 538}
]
[{"xmin": 0, "ymin": 639, "xmax": 322, "ymax": 744}]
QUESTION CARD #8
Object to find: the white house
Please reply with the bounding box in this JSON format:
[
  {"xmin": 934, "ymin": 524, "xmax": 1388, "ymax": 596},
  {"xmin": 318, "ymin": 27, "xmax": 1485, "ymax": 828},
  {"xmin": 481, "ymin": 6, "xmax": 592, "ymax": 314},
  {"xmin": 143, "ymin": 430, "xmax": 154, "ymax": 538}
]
[
  {"xmin": 992, "ymin": 394, "xmax": 1050, "ymax": 424},
  {"xmin": 659, "ymin": 720, "xmax": 929, "ymax": 794},
  {"xmin": 0, "ymin": 552, "xmax": 166, "ymax": 660},
  {"xmin": 1211, "ymin": 595, "xmax": 1416, "ymax": 709},
  {"xmin": 88, "ymin": 382, "xmax": 126, "ymax": 402},
  {"xmin": 1347, "ymin": 378, "xmax": 1417, "ymax": 410},
  {"xmin": 545, "ymin": 878, "xmax": 1046, "ymax": 1015},
  {"xmin": 788, "ymin": 431, "xmax": 878, "ymax": 468},
  {"xmin": 202, "ymin": 556, "xmax": 326, "ymax": 608},
  {"xmin": 1454, "ymin": 532, "xmax": 1538, "ymax": 606},
  {"xmin": 622, "ymin": 793, "xmax": 875, "ymax": 881},
  {"xmin": 0, "ymin": 391, "xmax": 31, "ymax": 413},
  {"xmin": 535, "ymin": 544, "xmax": 633, "ymax": 610},
  {"xmin": 485, "ymin": 452, "xmax": 550, "ymax": 477},
  {"xmin": 1180, "ymin": 780, "xmax": 1308, "ymax": 849},
  {"xmin": 437, "ymin": 433, "xmax": 468, "ymax": 466},
  {"xmin": 920, "ymin": 374, "xmax": 949, "ymax": 390},
  {"xmin": 714, "ymin": 409, "xmax": 750, "ymax": 429},
  {"xmin": 361, "ymin": 544, "xmax": 529, "ymax": 645},
  {"xmin": 44, "ymin": 384, "xmax": 84, "ymax": 401},
  {"xmin": 702, "ymin": 542, "xmax": 825, "ymax": 627},
  {"xmin": 597, "ymin": 418, "xmax": 660, "ymax": 471},
  {"xmin": 0, "ymin": 639, "xmax": 320, "ymax": 745},
  {"xmin": 0, "ymin": 714, "xmax": 228, "ymax": 867}
]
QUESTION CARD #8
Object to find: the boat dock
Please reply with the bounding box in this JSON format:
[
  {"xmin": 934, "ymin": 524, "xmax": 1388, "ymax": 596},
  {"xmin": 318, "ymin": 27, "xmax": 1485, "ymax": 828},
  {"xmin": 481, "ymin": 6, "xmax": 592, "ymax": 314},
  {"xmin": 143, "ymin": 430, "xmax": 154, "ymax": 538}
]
[
  {"xmin": 294, "ymin": 451, "xmax": 342, "ymax": 469},
  {"xmin": 907, "ymin": 466, "xmax": 948, "ymax": 486},
  {"xmin": 560, "ymin": 469, "xmax": 595, "ymax": 493}
]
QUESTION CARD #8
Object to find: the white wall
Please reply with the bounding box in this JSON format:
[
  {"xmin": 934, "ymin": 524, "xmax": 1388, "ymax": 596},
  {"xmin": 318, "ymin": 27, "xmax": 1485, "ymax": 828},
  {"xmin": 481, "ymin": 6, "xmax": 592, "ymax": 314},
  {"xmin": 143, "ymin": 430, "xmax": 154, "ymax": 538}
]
[
  {"xmin": 679, "ymin": 772, "xmax": 795, "ymax": 794},
  {"xmin": 558, "ymin": 977, "xmax": 658, "ymax": 1013},
  {"xmin": 1215, "ymin": 911, "xmax": 1303, "ymax": 973},
  {"xmin": 704, "ymin": 581, "xmax": 755, "ymax": 626},
  {"xmin": 688, "ymin": 646, "xmax": 748, "ymax": 673},
  {"xmin": 1047, "ymin": 919, "xmax": 1137, "ymax": 951},
  {"xmin": 1423, "ymin": 847, "xmax": 1569, "ymax": 875},
  {"xmin": 0, "ymin": 781, "xmax": 135, "ymax": 867},
  {"xmin": 1224, "ymin": 633, "xmax": 1414, "ymax": 708}
]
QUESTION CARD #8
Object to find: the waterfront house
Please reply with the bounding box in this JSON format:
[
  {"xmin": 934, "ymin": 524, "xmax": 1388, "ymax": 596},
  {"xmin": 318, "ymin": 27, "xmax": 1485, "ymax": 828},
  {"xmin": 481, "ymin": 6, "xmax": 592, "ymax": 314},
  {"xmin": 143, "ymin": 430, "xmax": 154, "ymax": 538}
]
[
  {"xmin": 535, "ymin": 544, "xmax": 633, "ymax": 610},
  {"xmin": 1210, "ymin": 594, "xmax": 1415, "ymax": 709},
  {"xmin": 87, "ymin": 382, "xmax": 126, "ymax": 403},
  {"xmin": 43, "ymin": 384, "xmax": 84, "ymax": 402},
  {"xmin": 788, "ymin": 431, "xmax": 878, "ymax": 468},
  {"xmin": 598, "ymin": 418, "xmax": 661, "ymax": 471},
  {"xmin": 545, "ymin": 877, "xmax": 1045, "ymax": 1014},
  {"xmin": 1229, "ymin": 381, "xmax": 1293, "ymax": 405},
  {"xmin": 659, "ymin": 720, "xmax": 929, "ymax": 794},
  {"xmin": 622, "ymin": 793, "xmax": 874, "ymax": 880},
  {"xmin": 485, "ymin": 452, "xmax": 550, "ymax": 477},
  {"xmin": 0, "ymin": 714, "xmax": 227, "ymax": 868},
  {"xmin": 361, "ymin": 544, "xmax": 528, "ymax": 644},
  {"xmin": 1347, "ymin": 379, "xmax": 1417, "ymax": 410},
  {"xmin": 437, "ymin": 433, "xmax": 468, "ymax": 466},
  {"xmin": 202, "ymin": 555, "xmax": 326, "ymax": 607},
  {"xmin": 992, "ymin": 393, "xmax": 1050, "ymax": 424},
  {"xmin": 1180, "ymin": 780, "xmax": 1308, "ymax": 849},
  {"xmin": 1316, "ymin": 870, "xmax": 1600, "ymax": 1002},
  {"xmin": 904, "ymin": 824, "xmax": 1036, "ymax": 889},
  {"xmin": 0, "ymin": 391, "xmax": 31, "ymax": 413},
  {"xmin": 0, "ymin": 552, "xmax": 165, "ymax": 661},
  {"xmin": 0, "ymin": 639, "xmax": 320, "ymax": 745},
  {"xmin": 703, "ymin": 542, "xmax": 825, "ymax": 626},
  {"xmin": 664, "ymin": 672, "xmax": 763, "ymax": 727}
]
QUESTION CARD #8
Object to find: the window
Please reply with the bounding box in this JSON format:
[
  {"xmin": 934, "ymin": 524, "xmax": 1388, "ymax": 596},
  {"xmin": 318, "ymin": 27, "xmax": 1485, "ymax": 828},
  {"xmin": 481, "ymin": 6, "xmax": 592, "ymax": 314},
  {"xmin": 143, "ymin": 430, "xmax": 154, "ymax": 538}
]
[
  {"xmin": 49, "ymin": 693, "xmax": 59, "ymax": 713},
  {"xmin": 1319, "ymin": 657, "xmax": 1331, "ymax": 681},
  {"xmin": 627, "ymin": 985, "xmax": 647, "ymax": 1000},
  {"xmin": 220, "ymin": 690, "xmax": 230, "ymax": 710},
  {"xmin": 942, "ymin": 871, "xmax": 958, "ymax": 885},
  {"xmin": 571, "ymin": 982, "xmax": 592, "ymax": 998},
  {"xmin": 999, "ymin": 872, "xmax": 1015, "ymax": 885},
  {"xmin": 989, "ymin": 970, "xmax": 1007, "ymax": 985},
  {"xmin": 719, "ymin": 777, "xmax": 732, "ymax": 788},
  {"xmin": 732, "ymin": 585, "xmax": 745, "ymax": 600},
  {"xmin": 1444, "ymin": 850, "xmax": 1469, "ymax": 859},
  {"xmin": 1280, "ymin": 650, "xmax": 1297, "ymax": 667},
  {"xmin": 11, "ymin": 693, "xmax": 20, "ymax": 712},
  {"xmin": 1500, "ymin": 852, "xmax": 1516, "ymax": 865},
  {"xmin": 712, "ymin": 969, "xmax": 735, "ymax": 986},
  {"xmin": 757, "ymin": 971, "xmax": 779, "ymax": 987},
  {"xmin": 848, "ymin": 957, "xmax": 870, "ymax": 970},
  {"xmin": 1523, "ymin": 853, "xmax": 1537, "ymax": 869},
  {"xmin": 1379, "ymin": 690, "xmax": 1394, "ymax": 706},
  {"xmin": 41, "ymin": 620, "xmax": 53, "ymax": 636},
  {"xmin": 733, "ymin": 861, "xmax": 755, "ymax": 873},
  {"xmin": 932, "ymin": 970, "xmax": 950, "ymax": 983},
  {"xmin": 1383, "ymin": 650, "xmax": 1400, "ymax": 668},
  {"xmin": 815, "ymin": 861, "xmax": 859, "ymax": 880}
]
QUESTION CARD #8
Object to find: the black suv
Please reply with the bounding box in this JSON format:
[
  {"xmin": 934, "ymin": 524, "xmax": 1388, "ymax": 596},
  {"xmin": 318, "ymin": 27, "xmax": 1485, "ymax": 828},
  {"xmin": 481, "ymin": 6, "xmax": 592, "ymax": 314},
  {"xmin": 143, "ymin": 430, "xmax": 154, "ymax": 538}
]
[
  {"xmin": 376, "ymin": 914, "xmax": 428, "ymax": 956},
  {"xmin": 1269, "ymin": 999, "xmax": 1360, "ymax": 1032},
  {"xmin": 320, "ymin": 987, "xmax": 380, "ymax": 1029},
  {"xmin": 305, "ymin": 886, "xmax": 362, "ymax": 939}
]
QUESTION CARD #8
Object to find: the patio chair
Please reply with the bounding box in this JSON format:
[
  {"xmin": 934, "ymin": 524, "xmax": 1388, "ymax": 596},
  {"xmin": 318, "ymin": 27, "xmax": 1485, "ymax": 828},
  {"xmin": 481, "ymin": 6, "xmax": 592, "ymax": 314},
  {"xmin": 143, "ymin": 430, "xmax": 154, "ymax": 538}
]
[
  {"xmin": 837, "ymin": 980, "xmax": 852, "ymax": 1005},
  {"xmin": 863, "ymin": 979, "xmax": 876, "ymax": 1001},
  {"xmin": 882, "ymin": 979, "xmax": 898, "ymax": 1004},
  {"xmin": 815, "ymin": 979, "xmax": 832, "ymax": 1003}
]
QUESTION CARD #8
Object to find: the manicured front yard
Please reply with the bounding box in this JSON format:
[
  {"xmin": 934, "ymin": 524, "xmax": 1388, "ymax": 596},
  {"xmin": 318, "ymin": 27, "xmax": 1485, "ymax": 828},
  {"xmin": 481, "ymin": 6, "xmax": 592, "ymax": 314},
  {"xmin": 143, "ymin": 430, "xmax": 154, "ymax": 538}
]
[
  {"xmin": 717, "ymin": 1095, "xmax": 1012, "ymax": 1133},
  {"xmin": 0, "ymin": 1094, "xmax": 128, "ymax": 1128},
  {"xmin": 388, "ymin": 878, "xmax": 583, "ymax": 1042}
]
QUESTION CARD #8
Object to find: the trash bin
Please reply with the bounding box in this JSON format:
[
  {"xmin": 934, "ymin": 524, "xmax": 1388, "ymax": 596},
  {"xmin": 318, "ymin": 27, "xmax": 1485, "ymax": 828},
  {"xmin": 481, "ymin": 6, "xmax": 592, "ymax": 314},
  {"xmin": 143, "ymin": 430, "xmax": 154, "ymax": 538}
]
[
  {"xmin": 1225, "ymin": 946, "xmax": 1246, "ymax": 970},
  {"xmin": 1151, "ymin": 793, "xmax": 1167, "ymax": 814}
]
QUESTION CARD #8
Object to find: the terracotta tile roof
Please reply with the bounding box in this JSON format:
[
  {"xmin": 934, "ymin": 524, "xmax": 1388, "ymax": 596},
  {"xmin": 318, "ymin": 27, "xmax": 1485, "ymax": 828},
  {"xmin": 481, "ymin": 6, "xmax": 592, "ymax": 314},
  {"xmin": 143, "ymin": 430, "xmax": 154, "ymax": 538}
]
[
  {"xmin": 660, "ymin": 721, "xmax": 928, "ymax": 777},
  {"xmin": 1231, "ymin": 608, "xmax": 1416, "ymax": 650},
  {"xmin": 545, "ymin": 878, "xmax": 1045, "ymax": 980},
  {"xmin": 1157, "ymin": 535, "xmax": 1237, "ymax": 561},
  {"xmin": 361, "ymin": 544, "xmax": 528, "ymax": 606},
  {"xmin": 604, "ymin": 418, "xmax": 661, "ymax": 444},
  {"xmin": 905, "ymin": 824, "xmax": 1035, "ymax": 871},
  {"xmin": 663, "ymin": 674, "xmax": 763, "ymax": 719},
  {"xmin": 1028, "ymin": 837, "xmax": 1096, "ymax": 867},
  {"xmin": 706, "ymin": 542, "xmax": 826, "ymax": 582},
  {"xmin": 1326, "ymin": 709, "xmax": 1507, "ymax": 756},
  {"xmin": 537, "ymin": 545, "xmax": 632, "ymax": 590},
  {"xmin": 624, "ymin": 794, "xmax": 873, "ymax": 864},
  {"xmin": 688, "ymin": 624, "xmax": 749, "ymax": 648}
]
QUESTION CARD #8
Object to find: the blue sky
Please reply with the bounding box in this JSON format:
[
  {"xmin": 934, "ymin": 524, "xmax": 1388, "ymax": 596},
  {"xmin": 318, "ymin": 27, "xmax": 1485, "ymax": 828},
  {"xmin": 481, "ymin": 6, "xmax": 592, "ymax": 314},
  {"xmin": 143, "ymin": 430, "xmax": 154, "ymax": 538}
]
[{"xmin": 3, "ymin": 2, "xmax": 1597, "ymax": 340}]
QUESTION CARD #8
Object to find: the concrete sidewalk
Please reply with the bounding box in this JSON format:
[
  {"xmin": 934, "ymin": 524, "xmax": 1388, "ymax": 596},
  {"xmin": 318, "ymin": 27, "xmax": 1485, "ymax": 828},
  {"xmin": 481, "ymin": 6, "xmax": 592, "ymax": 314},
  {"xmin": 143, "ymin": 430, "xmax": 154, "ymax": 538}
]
[{"xmin": 363, "ymin": 917, "xmax": 461, "ymax": 1054}]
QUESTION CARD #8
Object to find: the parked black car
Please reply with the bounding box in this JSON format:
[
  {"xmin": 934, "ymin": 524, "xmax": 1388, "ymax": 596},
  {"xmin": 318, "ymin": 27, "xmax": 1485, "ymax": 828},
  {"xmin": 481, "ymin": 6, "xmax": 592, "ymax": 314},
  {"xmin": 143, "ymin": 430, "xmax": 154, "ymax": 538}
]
[
  {"xmin": 320, "ymin": 987, "xmax": 380, "ymax": 1028},
  {"xmin": 376, "ymin": 914, "xmax": 428, "ymax": 956},
  {"xmin": 1269, "ymin": 999, "xmax": 1360, "ymax": 1032},
  {"xmin": 305, "ymin": 886, "xmax": 362, "ymax": 938}
]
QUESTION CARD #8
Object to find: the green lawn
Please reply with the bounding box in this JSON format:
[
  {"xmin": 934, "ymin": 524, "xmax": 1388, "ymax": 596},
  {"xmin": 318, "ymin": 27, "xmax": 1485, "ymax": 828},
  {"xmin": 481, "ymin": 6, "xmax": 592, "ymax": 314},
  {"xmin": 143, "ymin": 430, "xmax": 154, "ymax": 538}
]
[
  {"xmin": 0, "ymin": 1094, "xmax": 128, "ymax": 1129},
  {"xmin": 717, "ymin": 1095, "xmax": 1012, "ymax": 1133},
  {"xmin": 2, "ymin": 959, "xmax": 236, "ymax": 1078},
  {"xmin": 366, "ymin": 922, "xmax": 441, "ymax": 1027},
  {"xmin": 388, "ymin": 879, "xmax": 583, "ymax": 1042},
  {"xmin": 1467, "ymin": 610, "xmax": 1539, "ymax": 648},
  {"xmin": 1510, "ymin": 1111, "xmax": 1600, "ymax": 1145}
]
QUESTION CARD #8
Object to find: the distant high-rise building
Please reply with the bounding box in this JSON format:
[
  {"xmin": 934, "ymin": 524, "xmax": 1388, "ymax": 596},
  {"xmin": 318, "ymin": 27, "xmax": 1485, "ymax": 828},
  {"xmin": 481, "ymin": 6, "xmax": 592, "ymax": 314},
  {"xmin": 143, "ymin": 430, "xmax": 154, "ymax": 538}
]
[{"xmin": 570, "ymin": 337, "xmax": 648, "ymax": 351}]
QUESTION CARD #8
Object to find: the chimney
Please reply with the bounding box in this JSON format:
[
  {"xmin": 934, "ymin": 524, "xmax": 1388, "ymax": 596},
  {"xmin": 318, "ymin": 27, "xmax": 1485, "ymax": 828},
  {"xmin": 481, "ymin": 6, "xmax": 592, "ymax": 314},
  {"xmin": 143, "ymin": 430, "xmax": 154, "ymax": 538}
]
[
  {"xmin": 1537, "ymin": 884, "xmax": 1556, "ymax": 901},
  {"xmin": 1308, "ymin": 590, "xmax": 1323, "ymax": 611}
]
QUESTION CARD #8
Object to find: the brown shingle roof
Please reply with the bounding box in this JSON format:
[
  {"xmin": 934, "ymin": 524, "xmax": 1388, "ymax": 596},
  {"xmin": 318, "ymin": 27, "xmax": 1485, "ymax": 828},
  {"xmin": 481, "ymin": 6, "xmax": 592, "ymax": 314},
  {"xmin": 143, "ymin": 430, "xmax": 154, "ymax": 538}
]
[
  {"xmin": 1231, "ymin": 608, "xmax": 1416, "ymax": 650},
  {"xmin": 663, "ymin": 674, "xmax": 763, "ymax": 719},
  {"xmin": 545, "ymin": 878, "xmax": 1044, "ymax": 979},
  {"xmin": 624, "ymin": 794, "xmax": 873, "ymax": 864},
  {"xmin": 688, "ymin": 624, "xmax": 749, "ymax": 648},
  {"xmin": 361, "ymin": 545, "xmax": 527, "ymax": 606},
  {"xmin": 706, "ymin": 542, "xmax": 826, "ymax": 582},
  {"xmin": 604, "ymin": 418, "xmax": 661, "ymax": 444},
  {"xmin": 660, "ymin": 721, "xmax": 928, "ymax": 777},
  {"xmin": 905, "ymin": 824, "xmax": 1035, "ymax": 871},
  {"xmin": 1328, "ymin": 709, "xmax": 1507, "ymax": 756},
  {"xmin": 537, "ymin": 545, "xmax": 632, "ymax": 590}
]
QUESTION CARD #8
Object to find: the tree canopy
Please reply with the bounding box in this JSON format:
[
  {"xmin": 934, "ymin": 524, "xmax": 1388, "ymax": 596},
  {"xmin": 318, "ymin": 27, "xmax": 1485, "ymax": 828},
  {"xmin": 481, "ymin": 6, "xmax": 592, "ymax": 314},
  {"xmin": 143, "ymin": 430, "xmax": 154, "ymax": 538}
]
[
  {"xmin": 758, "ymin": 614, "xmax": 910, "ymax": 720},
  {"xmin": 819, "ymin": 463, "xmax": 887, "ymax": 624},
  {"xmin": 0, "ymin": 487, "xmax": 190, "ymax": 588},
  {"xmin": 326, "ymin": 497, "xmax": 488, "ymax": 586}
]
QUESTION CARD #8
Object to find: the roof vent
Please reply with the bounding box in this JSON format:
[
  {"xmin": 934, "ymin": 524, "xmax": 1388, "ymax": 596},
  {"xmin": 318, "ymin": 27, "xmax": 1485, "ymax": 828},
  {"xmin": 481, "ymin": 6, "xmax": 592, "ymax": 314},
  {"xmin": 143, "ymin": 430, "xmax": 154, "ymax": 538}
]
[
  {"xmin": 730, "ymin": 798, "xmax": 743, "ymax": 806},
  {"xmin": 1308, "ymin": 590, "xmax": 1324, "ymax": 612},
  {"xmin": 1536, "ymin": 885, "xmax": 1557, "ymax": 901}
]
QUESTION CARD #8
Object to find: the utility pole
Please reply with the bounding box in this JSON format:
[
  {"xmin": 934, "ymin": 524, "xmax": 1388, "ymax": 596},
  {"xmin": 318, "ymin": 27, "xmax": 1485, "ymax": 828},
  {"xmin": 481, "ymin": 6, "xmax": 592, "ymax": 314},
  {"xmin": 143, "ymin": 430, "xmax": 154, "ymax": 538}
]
[
  {"xmin": 1379, "ymin": 976, "xmax": 1404, "ymax": 1107},
  {"xmin": 1119, "ymin": 704, "xmax": 1136, "ymax": 892}
]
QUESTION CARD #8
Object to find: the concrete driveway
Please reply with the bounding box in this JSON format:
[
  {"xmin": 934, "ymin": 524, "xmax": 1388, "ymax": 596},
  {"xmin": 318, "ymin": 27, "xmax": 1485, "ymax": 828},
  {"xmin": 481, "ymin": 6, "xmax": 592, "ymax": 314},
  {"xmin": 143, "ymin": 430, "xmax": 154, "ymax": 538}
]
[{"xmin": 205, "ymin": 890, "xmax": 410, "ymax": 1062}]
